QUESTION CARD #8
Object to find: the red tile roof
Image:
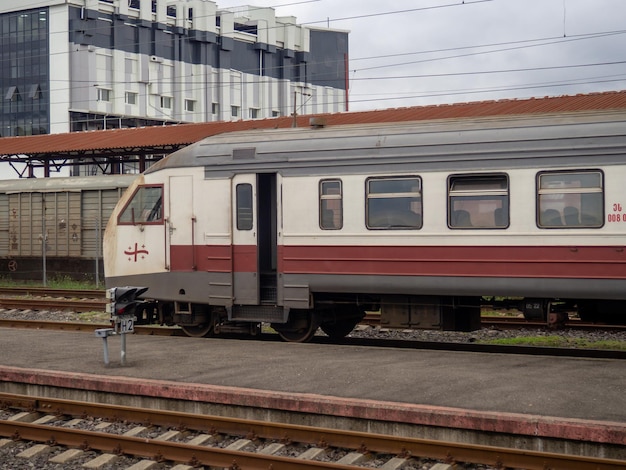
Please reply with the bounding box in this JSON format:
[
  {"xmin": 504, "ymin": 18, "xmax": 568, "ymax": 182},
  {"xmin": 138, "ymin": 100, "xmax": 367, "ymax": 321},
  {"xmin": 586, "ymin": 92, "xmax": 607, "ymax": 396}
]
[{"xmin": 2, "ymin": 90, "xmax": 626, "ymax": 157}]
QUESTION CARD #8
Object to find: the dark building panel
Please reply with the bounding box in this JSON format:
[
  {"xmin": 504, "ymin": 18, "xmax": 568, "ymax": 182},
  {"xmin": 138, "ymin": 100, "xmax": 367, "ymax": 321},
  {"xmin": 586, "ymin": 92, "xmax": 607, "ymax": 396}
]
[
  {"xmin": 153, "ymin": 28, "xmax": 175, "ymax": 60},
  {"xmin": 231, "ymin": 41, "xmax": 261, "ymax": 75},
  {"xmin": 0, "ymin": 7, "xmax": 49, "ymax": 137},
  {"xmin": 308, "ymin": 30, "xmax": 348, "ymax": 90}
]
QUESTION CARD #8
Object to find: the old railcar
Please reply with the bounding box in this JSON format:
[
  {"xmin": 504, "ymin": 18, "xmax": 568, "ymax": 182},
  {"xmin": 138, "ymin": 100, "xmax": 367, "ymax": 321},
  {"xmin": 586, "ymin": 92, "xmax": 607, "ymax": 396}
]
[{"xmin": 0, "ymin": 175, "xmax": 136, "ymax": 281}]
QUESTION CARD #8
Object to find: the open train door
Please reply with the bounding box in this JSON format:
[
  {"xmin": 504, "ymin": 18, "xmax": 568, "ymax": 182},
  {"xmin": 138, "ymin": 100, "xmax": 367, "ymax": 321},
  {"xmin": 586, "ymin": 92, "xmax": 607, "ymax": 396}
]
[{"xmin": 231, "ymin": 173, "xmax": 278, "ymax": 306}]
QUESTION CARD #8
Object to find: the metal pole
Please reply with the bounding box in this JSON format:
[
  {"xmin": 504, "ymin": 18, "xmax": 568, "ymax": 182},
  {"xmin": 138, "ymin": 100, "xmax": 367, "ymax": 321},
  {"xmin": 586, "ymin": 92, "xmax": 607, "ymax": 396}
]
[
  {"xmin": 95, "ymin": 218, "xmax": 100, "ymax": 287},
  {"xmin": 120, "ymin": 332, "xmax": 127, "ymax": 366},
  {"xmin": 292, "ymin": 89, "xmax": 297, "ymax": 127},
  {"xmin": 101, "ymin": 337, "xmax": 110, "ymax": 365},
  {"xmin": 42, "ymin": 195, "xmax": 47, "ymax": 287}
]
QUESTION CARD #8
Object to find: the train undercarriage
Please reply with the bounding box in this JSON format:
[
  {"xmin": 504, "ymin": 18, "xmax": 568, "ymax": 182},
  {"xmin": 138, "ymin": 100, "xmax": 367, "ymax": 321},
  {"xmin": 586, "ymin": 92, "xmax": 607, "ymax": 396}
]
[{"xmin": 126, "ymin": 292, "xmax": 626, "ymax": 342}]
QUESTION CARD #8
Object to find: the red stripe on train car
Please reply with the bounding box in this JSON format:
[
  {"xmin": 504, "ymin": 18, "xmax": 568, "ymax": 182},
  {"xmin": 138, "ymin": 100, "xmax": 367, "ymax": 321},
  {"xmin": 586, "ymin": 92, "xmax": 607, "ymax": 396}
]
[
  {"xmin": 170, "ymin": 244, "xmax": 626, "ymax": 279},
  {"xmin": 170, "ymin": 245, "xmax": 257, "ymax": 272},
  {"xmin": 280, "ymin": 245, "xmax": 626, "ymax": 279}
]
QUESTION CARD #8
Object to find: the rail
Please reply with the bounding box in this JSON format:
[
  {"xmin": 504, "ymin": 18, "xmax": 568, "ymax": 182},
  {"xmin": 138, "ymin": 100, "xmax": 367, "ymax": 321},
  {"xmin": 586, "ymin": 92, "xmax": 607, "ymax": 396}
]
[
  {"xmin": 0, "ymin": 393, "xmax": 623, "ymax": 470},
  {"xmin": 0, "ymin": 287, "xmax": 105, "ymax": 298}
]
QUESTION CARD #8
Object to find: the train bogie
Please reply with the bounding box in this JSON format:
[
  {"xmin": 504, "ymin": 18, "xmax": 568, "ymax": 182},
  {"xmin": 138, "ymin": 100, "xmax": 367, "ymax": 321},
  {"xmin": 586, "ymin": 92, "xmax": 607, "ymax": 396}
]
[{"xmin": 104, "ymin": 111, "xmax": 626, "ymax": 340}]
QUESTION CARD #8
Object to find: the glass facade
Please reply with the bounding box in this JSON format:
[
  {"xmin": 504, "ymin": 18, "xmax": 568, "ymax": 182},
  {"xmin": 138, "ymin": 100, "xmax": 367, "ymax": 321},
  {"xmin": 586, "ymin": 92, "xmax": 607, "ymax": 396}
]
[{"xmin": 0, "ymin": 7, "xmax": 49, "ymax": 137}]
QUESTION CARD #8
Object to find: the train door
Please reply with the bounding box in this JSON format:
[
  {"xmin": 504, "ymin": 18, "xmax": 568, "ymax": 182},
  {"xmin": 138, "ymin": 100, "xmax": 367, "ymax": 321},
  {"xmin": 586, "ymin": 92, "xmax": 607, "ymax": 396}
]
[
  {"xmin": 231, "ymin": 173, "xmax": 278, "ymax": 305},
  {"xmin": 167, "ymin": 175, "xmax": 195, "ymax": 271}
]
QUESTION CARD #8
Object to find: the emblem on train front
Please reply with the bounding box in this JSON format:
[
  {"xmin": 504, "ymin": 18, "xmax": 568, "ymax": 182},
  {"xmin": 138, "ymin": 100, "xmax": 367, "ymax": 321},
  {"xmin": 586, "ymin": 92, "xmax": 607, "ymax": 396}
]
[{"xmin": 124, "ymin": 243, "xmax": 149, "ymax": 262}]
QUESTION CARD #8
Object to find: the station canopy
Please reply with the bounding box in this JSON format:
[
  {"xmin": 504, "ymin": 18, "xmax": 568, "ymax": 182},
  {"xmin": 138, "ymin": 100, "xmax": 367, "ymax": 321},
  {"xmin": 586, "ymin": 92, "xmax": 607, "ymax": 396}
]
[{"xmin": 1, "ymin": 90, "xmax": 626, "ymax": 177}]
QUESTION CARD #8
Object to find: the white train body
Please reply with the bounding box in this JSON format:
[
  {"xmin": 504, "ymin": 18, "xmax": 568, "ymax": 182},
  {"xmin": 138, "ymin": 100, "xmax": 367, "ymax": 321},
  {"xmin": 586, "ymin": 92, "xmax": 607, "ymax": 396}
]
[{"xmin": 104, "ymin": 110, "xmax": 626, "ymax": 340}]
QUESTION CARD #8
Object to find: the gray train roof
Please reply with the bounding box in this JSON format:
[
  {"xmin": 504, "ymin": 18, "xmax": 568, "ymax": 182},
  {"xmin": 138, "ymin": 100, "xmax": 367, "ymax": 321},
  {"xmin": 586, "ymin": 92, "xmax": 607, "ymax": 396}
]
[{"xmin": 145, "ymin": 110, "xmax": 626, "ymax": 177}]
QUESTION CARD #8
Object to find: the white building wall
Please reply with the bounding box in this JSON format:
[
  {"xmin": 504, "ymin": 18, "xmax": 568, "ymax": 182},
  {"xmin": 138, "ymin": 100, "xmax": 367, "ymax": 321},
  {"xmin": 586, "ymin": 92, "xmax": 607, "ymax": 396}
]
[{"xmin": 49, "ymin": 4, "xmax": 71, "ymax": 134}]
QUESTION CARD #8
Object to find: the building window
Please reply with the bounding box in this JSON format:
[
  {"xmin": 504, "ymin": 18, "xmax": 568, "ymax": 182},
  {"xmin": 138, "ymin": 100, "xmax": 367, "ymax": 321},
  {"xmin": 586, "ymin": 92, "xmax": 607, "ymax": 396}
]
[
  {"xmin": 28, "ymin": 84, "xmax": 41, "ymax": 100},
  {"xmin": 5, "ymin": 86, "xmax": 19, "ymax": 101},
  {"xmin": 249, "ymin": 108, "xmax": 259, "ymax": 119},
  {"xmin": 160, "ymin": 96, "xmax": 172, "ymax": 109},
  {"xmin": 272, "ymin": 110, "xmax": 280, "ymax": 117},
  {"xmin": 366, "ymin": 177, "xmax": 422, "ymax": 229},
  {"xmin": 97, "ymin": 88, "xmax": 112, "ymax": 102},
  {"xmin": 125, "ymin": 92, "xmax": 138, "ymax": 105},
  {"xmin": 537, "ymin": 171, "xmax": 603, "ymax": 228},
  {"xmin": 320, "ymin": 179, "xmax": 343, "ymax": 230},
  {"xmin": 231, "ymin": 105, "xmax": 240, "ymax": 117},
  {"xmin": 185, "ymin": 99, "xmax": 196, "ymax": 112},
  {"xmin": 212, "ymin": 103, "xmax": 219, "ymax": 115},
  {"xmin": 448, "ymin": 174, "xmax": 509, "ymax": 229}
]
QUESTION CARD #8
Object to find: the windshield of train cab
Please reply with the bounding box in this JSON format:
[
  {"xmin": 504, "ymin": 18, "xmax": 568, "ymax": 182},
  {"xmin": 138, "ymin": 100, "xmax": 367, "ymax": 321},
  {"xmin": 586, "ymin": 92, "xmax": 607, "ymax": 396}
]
[{"xmin": 118, "ymin": 184, "xmax": 164, "ymax": 225}]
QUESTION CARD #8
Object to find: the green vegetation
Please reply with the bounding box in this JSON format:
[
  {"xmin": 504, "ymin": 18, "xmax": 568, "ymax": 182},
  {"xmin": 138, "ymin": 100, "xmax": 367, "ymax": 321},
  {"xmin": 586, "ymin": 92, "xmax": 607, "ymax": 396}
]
[
  {"xmin": 76, "ymin": 311, "xmax": 110, "ymax": 322},
  {"xmin": 0, "ymin": 276, "xmax": 100, "ymax": 290},
  {"xmin": 479, "ymin": 335, "xmax": 626, "ymax": 350}
]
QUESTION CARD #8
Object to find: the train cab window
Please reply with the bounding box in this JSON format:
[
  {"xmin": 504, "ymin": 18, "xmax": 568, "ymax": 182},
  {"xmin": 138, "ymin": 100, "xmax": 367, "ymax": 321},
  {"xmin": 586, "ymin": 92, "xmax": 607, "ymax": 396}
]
[
  {"xmin": 118, "ymin": 185, "xmax": 163, "ymax": 225},
  {"xmin": 537, "ymin": 171, "xmax": 603, "ymax": 228},
  {"xmin": 236, "ymin": 183, "xmax": 254, "ymax": 230},
  {"xmin": 366, "ymin": 177, "xmax": 422, "ymax": 230},
  {"xmin": 448, "ymin": 174, "xmax": 509, "ymax": 229},
  {"xmin": 320, "ymin": 179, "xmax": 343, "ymax": 230}
]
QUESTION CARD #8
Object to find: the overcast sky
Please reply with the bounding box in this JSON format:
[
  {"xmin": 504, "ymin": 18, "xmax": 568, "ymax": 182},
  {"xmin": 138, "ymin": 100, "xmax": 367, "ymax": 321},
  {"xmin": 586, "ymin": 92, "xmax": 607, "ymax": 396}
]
[{"xmin": 220, "ymin": 0, "xmax": 626, "ymax": 111}]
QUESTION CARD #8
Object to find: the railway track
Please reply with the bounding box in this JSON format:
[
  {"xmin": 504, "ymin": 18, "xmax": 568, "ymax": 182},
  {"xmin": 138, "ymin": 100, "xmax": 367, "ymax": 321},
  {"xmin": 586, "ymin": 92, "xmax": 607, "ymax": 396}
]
[
  {"xmin": 0, "ymin": 287, "xmax": 106, "ymax": 313},
  {"xmin": 0, "ymin": 392, "xmax": 622, "ymax": 470},
  {"xmin": 0, "ymin": 318, "xmax": 183, "ymax": 336},
  {"xmin": 0, "ymin": 287, "xmax": 105, "ymax": 298},
  {"xmin": 0, "ymin": 297, "xmax": 106, "ymax": 312}
]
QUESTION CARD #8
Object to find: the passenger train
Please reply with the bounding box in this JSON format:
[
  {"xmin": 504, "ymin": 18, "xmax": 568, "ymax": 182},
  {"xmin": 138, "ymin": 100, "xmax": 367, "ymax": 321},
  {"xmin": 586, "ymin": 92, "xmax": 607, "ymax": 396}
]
[{"xmin": 103, "ymin": 110, "xmax": 626, "ymax": 341}]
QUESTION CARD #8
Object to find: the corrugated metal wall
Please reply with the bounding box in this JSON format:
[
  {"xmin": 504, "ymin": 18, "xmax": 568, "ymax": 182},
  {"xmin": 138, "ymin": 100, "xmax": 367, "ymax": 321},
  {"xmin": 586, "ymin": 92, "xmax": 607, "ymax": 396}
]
[{"xmin": 0, "ymin": 186, "xmax": 125, "ymax": 259}]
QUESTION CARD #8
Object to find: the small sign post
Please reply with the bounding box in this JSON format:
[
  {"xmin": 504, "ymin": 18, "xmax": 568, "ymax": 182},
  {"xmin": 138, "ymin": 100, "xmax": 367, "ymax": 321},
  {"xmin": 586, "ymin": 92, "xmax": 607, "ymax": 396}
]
[{"xmin": 95, "ymin": 286, "xmax": 145, "ymax": 366}]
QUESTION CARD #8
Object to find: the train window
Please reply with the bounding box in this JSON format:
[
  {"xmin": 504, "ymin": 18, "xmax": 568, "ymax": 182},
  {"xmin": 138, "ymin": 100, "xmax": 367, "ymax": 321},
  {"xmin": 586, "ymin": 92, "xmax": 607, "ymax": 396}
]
[
  {"xmin": 320, "ymin": 179, "xmax": 343, "ymax": 230},
  {"xmin": 448, "ymin": 174, "xmax": 509, "ymax": 229},
  {"xmin": 236, "ymin": 183, "xmax": 253, "ymax": 230},
  {"xmin": 537, "ymin": 171, "xmax": 603, "ymax": 228},
  {"xmin": 118, "ymin": 185, "xmax": 163, "ymax": 225},
  {"xmin": 366, "ymin": 177, "xmax": 422, "ymax": 230}
]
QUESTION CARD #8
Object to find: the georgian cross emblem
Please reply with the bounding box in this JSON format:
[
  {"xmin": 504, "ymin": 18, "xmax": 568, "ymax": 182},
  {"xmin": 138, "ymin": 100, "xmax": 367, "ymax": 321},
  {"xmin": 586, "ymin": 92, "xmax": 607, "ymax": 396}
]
[{"xmin": 124, "ymin": 243, "xmax": 149, "ymax": 262}]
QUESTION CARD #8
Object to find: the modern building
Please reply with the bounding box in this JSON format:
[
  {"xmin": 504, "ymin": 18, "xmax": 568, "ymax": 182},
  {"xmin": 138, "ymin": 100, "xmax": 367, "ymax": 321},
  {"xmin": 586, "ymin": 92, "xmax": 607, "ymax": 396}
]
[{"xmin": 0, "ymin": 0, "xmax": 349, "ymax": 138}]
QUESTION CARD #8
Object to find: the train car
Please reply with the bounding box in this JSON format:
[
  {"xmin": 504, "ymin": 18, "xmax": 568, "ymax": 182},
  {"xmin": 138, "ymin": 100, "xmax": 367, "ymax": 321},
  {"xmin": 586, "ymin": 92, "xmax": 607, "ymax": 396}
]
[
  {"xmin": 0, "ymin": 175, "xmax": 136, "ymax": 281},
  {"xmin": 103, "ymin": 110, "xmax": 626, "ymax": 341}
]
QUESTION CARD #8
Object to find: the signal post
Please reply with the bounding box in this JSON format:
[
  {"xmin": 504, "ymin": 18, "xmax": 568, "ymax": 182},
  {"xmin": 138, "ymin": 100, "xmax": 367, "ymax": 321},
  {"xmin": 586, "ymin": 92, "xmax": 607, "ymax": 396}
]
[{"xmin": 96, "ymin": 286, "xmax": 147, "ymax": 366}]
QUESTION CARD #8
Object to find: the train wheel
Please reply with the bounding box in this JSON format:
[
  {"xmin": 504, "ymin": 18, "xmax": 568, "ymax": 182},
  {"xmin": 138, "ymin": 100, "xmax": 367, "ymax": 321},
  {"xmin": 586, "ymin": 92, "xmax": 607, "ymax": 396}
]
[
  {"xmin": 320, "ymin": 306, "xmax": 364, "ymax": 340},
  {"xmin": 180, "ymin": 323, "xmax": 213, "ymax": 338},
  {"xmin": 272, "ymin": 310, "xmax": 318, "ymax": 343},
  {"xmin": 320, "ymin": 319, "xmax": 359, "ymax": 339}
]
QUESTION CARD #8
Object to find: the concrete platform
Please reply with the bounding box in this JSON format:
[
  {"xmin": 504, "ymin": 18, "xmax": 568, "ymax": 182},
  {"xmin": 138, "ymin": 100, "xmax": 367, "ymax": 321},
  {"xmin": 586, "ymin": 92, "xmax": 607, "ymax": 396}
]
[{"xmin": 0, "ymin": 328, "xmax": 624, "ymax": 450}]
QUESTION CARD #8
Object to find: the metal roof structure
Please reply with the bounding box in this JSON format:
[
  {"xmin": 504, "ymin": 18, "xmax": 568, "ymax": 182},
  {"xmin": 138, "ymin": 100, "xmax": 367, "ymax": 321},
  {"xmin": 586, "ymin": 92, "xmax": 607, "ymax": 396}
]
[{"xmin": 1, "ymin": 90, "xmax": 626, "ymax": 177}]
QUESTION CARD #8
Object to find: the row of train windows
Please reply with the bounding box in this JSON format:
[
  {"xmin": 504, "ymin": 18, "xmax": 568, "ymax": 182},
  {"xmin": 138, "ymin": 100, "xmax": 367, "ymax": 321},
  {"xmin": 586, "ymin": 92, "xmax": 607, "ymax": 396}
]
[
  {"xmin": 312, "ymin": 170, "xmax": 604, "ymax": 231},
  {"xmin": 119, "ymin": 170, "xmax": 604, "ymax": 230}
]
